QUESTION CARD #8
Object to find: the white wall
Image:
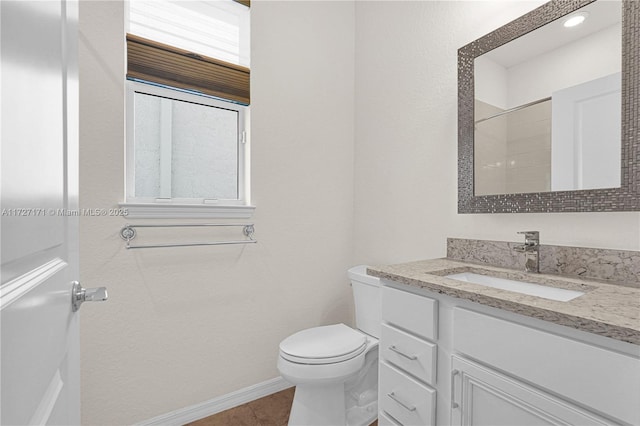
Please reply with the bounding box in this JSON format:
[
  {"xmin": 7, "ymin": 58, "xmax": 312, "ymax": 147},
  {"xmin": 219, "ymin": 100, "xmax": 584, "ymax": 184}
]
[
  {"xmin": 354, "ymin": 0, "xmax": 640, "ymax": 268},
  {"xmin": 79, "ymin": 1, "xmax": 355, "ymax": 424},
  {"xmin": 475, "ymin": 55, "xmax": 508, "ymax": 109}
]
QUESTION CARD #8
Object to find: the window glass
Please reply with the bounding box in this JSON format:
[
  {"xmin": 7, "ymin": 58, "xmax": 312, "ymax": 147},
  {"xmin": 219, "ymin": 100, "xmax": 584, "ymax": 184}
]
[
  {"xmin": 171, "ymin": 99, "xmax": 238, "ymax": 199},
  {"xmin": 133, "ymin": 90, "xmax": 240, "ymax": 201},
  {"xmin": 134, "ymin": 93, "xmax": 162, "ymax": 197}
]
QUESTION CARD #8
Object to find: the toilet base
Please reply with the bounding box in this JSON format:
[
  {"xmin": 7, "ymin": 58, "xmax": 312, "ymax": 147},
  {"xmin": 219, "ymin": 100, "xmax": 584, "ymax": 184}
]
[
  {"xmin": 288, "ymin": 382, "xmax": 346, "ymax": 426},
  {"xmin": 286, "ymin": 348, "xmax": 378, "ymax": 426},
  {"xmin": 346, "ymin": 399, "xmax": 377, "ymax": 426},
  {"xmin": 287, "ymin": 384, "xmax": 377, "ymax": 426}
]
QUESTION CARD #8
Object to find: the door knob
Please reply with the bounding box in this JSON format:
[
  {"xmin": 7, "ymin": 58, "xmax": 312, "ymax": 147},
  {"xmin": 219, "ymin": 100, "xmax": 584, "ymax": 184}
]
[{"xmin": 72, "ymin": 281, "xmax": 108, "ymax": 312}]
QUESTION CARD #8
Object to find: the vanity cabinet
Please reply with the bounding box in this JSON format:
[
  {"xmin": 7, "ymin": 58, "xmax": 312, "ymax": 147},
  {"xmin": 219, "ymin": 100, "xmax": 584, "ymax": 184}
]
[{"xmin": 378, "ymin": 282, "xmax": 640, "ymax": 426}]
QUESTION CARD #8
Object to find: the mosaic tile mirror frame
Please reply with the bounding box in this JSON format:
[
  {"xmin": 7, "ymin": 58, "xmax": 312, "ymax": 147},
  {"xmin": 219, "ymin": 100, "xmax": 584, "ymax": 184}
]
[{"xmin": 458, "ymin": 0, "xmax": 639, "ymax": 213}]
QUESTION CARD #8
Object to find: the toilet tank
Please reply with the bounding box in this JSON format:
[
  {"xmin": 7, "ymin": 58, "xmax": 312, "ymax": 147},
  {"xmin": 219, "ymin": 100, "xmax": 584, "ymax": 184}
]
[{"xmin": 348, "ymin": 265, "xmax": 381, "ymax": 338}]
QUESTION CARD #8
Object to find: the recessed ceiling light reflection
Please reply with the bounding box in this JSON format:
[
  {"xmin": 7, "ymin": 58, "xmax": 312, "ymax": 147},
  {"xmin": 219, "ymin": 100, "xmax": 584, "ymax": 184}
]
[{"xmin": 563, "ymin": 12, "xmax": 589, "ymax": 28}]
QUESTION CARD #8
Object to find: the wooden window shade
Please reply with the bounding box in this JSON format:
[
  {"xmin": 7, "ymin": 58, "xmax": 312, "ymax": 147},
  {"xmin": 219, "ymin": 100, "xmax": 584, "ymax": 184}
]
[{"xmin": 127, "ymin": 34, "xmax": 250, "ymax": 105}]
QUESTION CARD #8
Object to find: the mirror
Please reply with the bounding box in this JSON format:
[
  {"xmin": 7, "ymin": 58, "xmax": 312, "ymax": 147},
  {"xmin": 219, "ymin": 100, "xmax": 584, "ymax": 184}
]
[
  {"xmin": 458, "ymin": 0, "xmax": 639, "ymax": 213},
  {"xmin": 475, "ymin": 1, "xmax": 621, "ymax": 196}
]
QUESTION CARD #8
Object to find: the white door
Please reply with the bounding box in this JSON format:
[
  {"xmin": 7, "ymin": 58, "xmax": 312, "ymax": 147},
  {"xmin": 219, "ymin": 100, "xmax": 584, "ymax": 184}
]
[
  {"xmin": 450, "ymin": 356, "xmax": 610, "ymax": 426},
  {"xmin": 1, "ymin": 2, "xmax": 105, "ymax": 424}
]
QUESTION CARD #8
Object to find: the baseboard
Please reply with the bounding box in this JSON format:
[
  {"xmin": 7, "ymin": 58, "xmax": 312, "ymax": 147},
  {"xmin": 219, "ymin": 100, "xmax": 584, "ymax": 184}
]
[{"xmin": 136, "ymin": 376, "xmax": 293, "ymax": 426}]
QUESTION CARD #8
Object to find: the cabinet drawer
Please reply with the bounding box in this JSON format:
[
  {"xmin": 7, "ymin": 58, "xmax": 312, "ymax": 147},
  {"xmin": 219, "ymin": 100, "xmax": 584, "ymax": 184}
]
[
  {"xmin": 381, "ymin": 323, "xmax": 437, "ymax": 385},
  {"xmin": 382, "ymin": 286, "xmax": 437, "ymax": 341},
  {"xmin": 378, "ymin": 411, "xmax": 401, "ymax": 426},
  {"xmin": 380, "ymin": 362, "xmax": 436, "ymax": 426}
]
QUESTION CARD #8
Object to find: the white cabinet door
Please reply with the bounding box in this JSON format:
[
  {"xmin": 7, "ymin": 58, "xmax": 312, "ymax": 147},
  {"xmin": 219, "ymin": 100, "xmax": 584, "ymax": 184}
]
[{"xmin": 451, "ymin": 356, "xmax": 612, "ymax": 426}]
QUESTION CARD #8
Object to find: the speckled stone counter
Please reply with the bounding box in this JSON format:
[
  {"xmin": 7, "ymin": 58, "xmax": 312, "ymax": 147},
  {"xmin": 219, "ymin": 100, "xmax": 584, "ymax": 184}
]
[{"xmin": 368, "ymin": 258, "xmax": 640, "ymax": 345}]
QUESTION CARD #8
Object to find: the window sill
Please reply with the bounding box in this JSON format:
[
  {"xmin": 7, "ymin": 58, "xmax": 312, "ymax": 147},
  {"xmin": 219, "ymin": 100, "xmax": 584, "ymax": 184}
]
[{"xmin": 119, "ymin": 202, "xmax": 255, "ymax": 219}]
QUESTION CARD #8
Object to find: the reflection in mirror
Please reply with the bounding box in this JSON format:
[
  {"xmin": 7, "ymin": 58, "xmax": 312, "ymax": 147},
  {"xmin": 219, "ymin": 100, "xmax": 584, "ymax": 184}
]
[{"xmin": 473, "ymin": 0, "xmax": 621, "ymax": 196}]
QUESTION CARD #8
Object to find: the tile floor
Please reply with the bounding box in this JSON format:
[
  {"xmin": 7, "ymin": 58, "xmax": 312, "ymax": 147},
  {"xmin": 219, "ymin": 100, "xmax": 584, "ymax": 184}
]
[{"xmin": 186, "ymin": 387, "xmax": 378, "ymax": 426}]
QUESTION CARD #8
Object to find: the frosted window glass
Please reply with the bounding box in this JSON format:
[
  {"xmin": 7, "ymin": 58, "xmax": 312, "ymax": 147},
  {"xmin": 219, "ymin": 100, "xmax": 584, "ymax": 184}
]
[
  {"xmin": 133, "ymin": 92, "xmax": 239, "ymax": 200},
  {"xmin": 172, "ymin": 101, "xmax": 238, "ymax": 199},
  {"xmin": 134, "ymin": 94, "xmax": 161, "ymax": 197}
]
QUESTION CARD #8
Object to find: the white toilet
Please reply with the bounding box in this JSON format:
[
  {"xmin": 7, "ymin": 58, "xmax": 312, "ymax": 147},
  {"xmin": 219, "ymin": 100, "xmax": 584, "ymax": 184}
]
[{"xmin": 277, "ymin": 265, "xmax": 381, "ymax": 426}]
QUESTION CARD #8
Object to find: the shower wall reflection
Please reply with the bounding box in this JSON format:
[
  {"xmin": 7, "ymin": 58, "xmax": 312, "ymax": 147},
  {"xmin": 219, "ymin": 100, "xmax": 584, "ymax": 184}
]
[{"xmin": 475, "ymin": 99, "xmax": 551, "ymax": 196}]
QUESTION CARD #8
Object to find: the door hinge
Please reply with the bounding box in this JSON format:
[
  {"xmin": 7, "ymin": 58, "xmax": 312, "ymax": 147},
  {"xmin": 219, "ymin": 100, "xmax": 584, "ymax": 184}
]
[{"xmin": 241, "ymin": 131, "xmax": 247, "ymax": 144}]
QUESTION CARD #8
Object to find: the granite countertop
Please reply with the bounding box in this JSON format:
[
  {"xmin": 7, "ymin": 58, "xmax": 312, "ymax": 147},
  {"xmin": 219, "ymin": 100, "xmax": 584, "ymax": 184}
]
[{"xmin": 368, "ymin": 258, "xmax": 640, "ymax": 345}]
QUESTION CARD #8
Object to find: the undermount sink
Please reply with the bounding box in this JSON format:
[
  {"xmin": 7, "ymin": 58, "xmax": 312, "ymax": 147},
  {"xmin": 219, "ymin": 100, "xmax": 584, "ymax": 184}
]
[{"xmin": 445, "ymin": 272, "xmax": 585, "ymax": 302}]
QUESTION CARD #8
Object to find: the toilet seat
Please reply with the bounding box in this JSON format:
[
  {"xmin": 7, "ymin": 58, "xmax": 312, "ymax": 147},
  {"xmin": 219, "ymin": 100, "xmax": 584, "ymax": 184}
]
[{"xmin": 279, "ymin": 324, "xmax": 367, "ymax": 365}]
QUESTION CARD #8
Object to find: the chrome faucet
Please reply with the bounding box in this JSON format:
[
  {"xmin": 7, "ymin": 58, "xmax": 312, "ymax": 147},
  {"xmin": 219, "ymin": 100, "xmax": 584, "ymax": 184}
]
[{"xmin": 513, "ymin": 231, "xmax": 540, "ymax": 273}]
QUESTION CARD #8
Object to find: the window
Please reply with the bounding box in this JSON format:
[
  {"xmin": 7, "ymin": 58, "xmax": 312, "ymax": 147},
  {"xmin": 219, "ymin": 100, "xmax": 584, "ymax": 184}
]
[
  {"xmin": 126, "ymin": 81, "xmax": 248, "ymax": 201},
  {"xmin": 122, "ymin": 0, "xmax": 252, "ymax": 218}
]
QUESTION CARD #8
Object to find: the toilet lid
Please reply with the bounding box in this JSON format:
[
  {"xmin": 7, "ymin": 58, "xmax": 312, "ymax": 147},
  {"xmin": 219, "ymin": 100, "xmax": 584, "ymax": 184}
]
[{"xmin": 279, "ymin": 324, "xmax": 367, "ymax": 365}]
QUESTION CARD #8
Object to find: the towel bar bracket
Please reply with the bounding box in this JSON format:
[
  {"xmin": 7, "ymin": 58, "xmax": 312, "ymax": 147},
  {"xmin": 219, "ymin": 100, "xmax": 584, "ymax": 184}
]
[
  {"xmin": 120, "ymin": 226, "xmax": 137, "ymax": 241},
  {"xmin": 243, "ymin": 224, "xmax": 255, "ymax": 238}
]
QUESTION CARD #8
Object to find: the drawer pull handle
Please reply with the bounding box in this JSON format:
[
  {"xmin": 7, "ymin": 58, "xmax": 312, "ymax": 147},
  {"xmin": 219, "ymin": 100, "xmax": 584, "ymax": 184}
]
[
  {"xmin": 451, "ymin": 369, "xmax": 460, "ymax": 409},
  {"xmin": 387, "ymin": 392, "xmax": 417, "ymax": 412},
  {"xmin": 389, "ymin": 345, "xmax": 418, "ymax": 360}
]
